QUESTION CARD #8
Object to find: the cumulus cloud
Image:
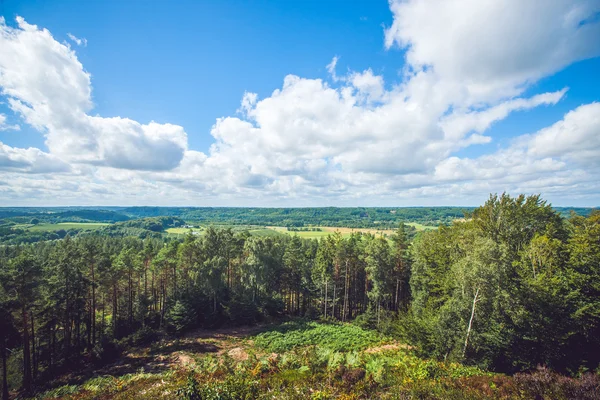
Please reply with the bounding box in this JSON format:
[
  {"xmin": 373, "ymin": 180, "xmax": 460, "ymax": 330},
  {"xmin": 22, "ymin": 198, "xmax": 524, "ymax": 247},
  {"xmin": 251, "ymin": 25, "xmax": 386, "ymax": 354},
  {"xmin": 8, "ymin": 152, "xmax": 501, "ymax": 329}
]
[
  {"xmin": 440, "ymin": 89, "xmax": 568, "ymax": 141},
  {"xmin": 0, "ymin": 142, "xmax": 71, "ymax": 173},
  {"xmin": 528, "ymin": 102, "xmax": 600, "ymax": 165},
  {"xmin": 384, "ymin": 0, "xmax": 600, "ymax": 102},
  {"xmin": 434, "ymin": 103, "xmax": 600, "ymax": 194},
  {"xmin": 0, "ymin": 17, "xmax": 187, "ymax": 171},
  {"xmin": 1, "ymin": 1, "xmax": 600, "ymax": 205}
]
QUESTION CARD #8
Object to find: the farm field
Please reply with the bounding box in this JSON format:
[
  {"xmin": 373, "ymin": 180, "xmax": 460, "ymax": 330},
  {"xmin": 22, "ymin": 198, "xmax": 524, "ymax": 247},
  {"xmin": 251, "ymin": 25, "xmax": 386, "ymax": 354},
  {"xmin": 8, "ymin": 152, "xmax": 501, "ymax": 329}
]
[
  {"xmin": 405, "ymin": 222, "xmax": 437, "ymax": 231},
  {"xmin": 22, "ymin": 222, "xmax": 110, "ymax": 231},
  {"xmin": 267, "ymin": 226, "xmax": 398, "ymax": 239},
  {"xmin": 167, "ymin": 224, "xmax": 438, "ymax": 239},
  {"xmin": 165, "ymin": 227, "xmax": 204, "ymax": 235}
]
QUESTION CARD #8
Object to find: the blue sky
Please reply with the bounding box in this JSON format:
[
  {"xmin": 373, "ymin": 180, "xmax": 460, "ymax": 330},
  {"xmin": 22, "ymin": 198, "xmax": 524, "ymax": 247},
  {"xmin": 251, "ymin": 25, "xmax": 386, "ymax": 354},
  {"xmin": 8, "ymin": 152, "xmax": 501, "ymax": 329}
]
[
  {"xmin": 1, "ymin": 0, "xmax": 405, "ymax": 152},
  {"xmin": 0, "ymin": 0, "xmax": 600, "ymax": 206}
]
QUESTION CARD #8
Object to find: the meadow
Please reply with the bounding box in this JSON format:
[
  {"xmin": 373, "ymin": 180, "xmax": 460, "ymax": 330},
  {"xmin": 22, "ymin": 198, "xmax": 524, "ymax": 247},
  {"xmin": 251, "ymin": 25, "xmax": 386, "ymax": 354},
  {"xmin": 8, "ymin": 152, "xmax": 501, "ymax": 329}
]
[
  {"xmin": 165, "ymin": 227, "xmax": 204, "ymax": 235},
  {"xmin": 18, "ymin": 222, "xmax": 110, "ymax": 231},
  {"xmin": 165, "ymin": 224, "xmax": 436, "ymax": 240},
  {"xmin": 266, "ymin": 226, "xmax": 398, "ymax": 239},
  {"xmin": 404, "ymin": 222, "xmax": 437, "ymax": 231}
]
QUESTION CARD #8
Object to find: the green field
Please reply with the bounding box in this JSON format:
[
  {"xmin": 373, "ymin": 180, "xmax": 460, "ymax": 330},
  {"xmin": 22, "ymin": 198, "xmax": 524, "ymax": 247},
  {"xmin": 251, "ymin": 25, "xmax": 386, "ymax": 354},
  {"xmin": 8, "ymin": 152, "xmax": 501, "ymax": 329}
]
[
  {"xmin": 25, "ymin": 222, "xmax": 110, "ymax": 231},
  {"xmin": 405, "ymin": 222, "xmax": 438, "ymax": 231},
  {"xmin": 247, "ymin": 228, "xmax": 286, "ymax": 237},
  {"xmin": 165, "ymin": 227, "xmax": 204, "ymax": 235},
  {"xmin": 266, "ymin": 226, "xmax": 396, "ymax": 239}
]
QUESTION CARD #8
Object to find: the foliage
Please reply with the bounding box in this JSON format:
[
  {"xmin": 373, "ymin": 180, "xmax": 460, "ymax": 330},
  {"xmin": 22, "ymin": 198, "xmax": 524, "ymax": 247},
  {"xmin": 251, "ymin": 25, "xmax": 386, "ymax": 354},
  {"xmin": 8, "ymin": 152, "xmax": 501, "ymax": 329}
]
[
  {"xmin": 1, "ymin": 193, "xmax": 599, "ymax": 397},
  {"xmin": 253, "ymin": 321, "xmax": 388, "ymax": 352}
]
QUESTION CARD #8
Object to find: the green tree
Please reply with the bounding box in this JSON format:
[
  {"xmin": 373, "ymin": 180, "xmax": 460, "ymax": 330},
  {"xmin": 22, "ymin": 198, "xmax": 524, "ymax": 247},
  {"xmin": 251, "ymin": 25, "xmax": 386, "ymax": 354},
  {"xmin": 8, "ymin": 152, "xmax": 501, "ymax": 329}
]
[{"xmin": 3, "ymin": 253, "xmax": 42, "ymax": 392}]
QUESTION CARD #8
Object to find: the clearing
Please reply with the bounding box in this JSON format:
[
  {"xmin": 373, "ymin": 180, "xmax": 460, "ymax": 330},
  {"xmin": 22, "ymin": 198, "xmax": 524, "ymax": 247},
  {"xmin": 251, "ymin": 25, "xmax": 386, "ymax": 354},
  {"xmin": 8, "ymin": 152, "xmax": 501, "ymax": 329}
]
[
  {"xmin": 266, "ymin": 226, "xmax": 397, "ymax": 239},
  {"xmin": 34, "ymin": 321, "xmax": 497, "ymax": 399},
  {"xmin": 22, "ymin": 222, "xmax": 111, "ymax": 231},
  {"xmin": 165, "ymin": 227, "xmax": 204, "ymax": 235}
]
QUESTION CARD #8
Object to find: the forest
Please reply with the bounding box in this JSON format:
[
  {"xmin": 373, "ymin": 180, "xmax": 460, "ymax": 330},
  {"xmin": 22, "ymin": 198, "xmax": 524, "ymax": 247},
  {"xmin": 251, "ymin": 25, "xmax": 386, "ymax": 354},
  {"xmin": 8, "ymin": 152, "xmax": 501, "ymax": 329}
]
[
  {"xmin": 0, "ymin": 194, "xmax": 599, "ymax": 399},
  {"xmin": 0, "ymin": 205, "xmax": 593, "ymax": 230}
]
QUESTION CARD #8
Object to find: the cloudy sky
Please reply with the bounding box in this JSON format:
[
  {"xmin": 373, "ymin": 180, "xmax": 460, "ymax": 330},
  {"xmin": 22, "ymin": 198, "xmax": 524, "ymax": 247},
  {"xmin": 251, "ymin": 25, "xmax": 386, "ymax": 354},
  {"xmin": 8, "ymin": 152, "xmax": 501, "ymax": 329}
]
[{"xmin": 1, "ymin": 0, "xmax": 599, "ymax": 207}]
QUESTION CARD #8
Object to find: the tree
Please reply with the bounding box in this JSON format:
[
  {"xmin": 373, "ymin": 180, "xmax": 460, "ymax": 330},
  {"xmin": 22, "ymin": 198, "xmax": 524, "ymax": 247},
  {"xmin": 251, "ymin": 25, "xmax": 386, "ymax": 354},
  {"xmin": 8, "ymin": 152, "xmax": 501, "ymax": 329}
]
[
  {"xmin": 365, "ymin": 236, "xmax": 392, "ymax": 326},
  {"xmin": 314, "ymin": 235, "xmax": 335, "ymax": 317},
  {"xmin": 391, "ymin": 223, "xmax": 411, "ymax": 311},
  {"xmin": 3, "ymin": 253, "xmax": 42, "ymax": 392}
]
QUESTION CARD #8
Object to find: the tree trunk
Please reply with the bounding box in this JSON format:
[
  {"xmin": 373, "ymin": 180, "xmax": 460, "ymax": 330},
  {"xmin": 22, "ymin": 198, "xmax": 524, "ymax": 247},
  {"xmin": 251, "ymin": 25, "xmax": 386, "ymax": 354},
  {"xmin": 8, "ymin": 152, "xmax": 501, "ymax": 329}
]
[
  {"xmin": 31, "ymin": 314, "xmax": 37, "ymax": 380},
  {"xmin": 2, "ymin": 340, "xmax": 9, "ymax": 400},
  {"xmin": 173, "ymin": 263, "xmax": 177, "ymax": 300},
  {"xmin": 101, "ymin": 299, "xmax": 105, "ymax": 340},
  {"xmin": 394, "ymin": 278, "xmax": 400, "ymax": 311},
  {"xmin": 128, "ymin": 268, "xmax": 133, "ymax": 329},
  {"xmin": 463, "ymin": 287, "xmax": 481, "ymax": 358},
  {"xmin": 21, "ymin": 307, "xmax": 32, "ymax": 392},
  {"xmin": 112, "ymin": 282, "xmax": 118, "ymax": 337},
  {"xmin": 144, "ymin": 259, "xmax": 148, "ymax": 298},
  {"xmin": 324, "ymin": 279, "xmax": 328, "ymax": 318},
  {"xmin": 343, "ymin": 260, "xmax": 349, "ymax": 322},
  {"xmin": 151, "ymin": 269, "xmax": 155, "ymax": 312},
  {"xmin": 91, "ymin": 261, "xmax": 96, "ymax": 346},
  {"xmin": 332, "ymin": 284, "xmax": 336, "ymax": 319}
]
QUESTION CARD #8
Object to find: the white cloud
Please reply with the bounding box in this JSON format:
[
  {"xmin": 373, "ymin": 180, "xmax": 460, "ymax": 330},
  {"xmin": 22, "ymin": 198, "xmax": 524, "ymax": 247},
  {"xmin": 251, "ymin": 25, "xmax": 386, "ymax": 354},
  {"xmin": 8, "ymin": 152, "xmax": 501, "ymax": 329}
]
[
  {"xmin": 326, "ymin": 56, "xmax": 340, "ymax": 82},
  {"xmin": 349, "ymin": 69, "xmax": 385, "ymax": 103},
  {"xmin": 0, "ymin": 142, "xmax": 71, "ymax": 173},
  {"xmin": 440, "ymin": 89, "xmax": 568, "ymax": 141},
  {"xmin": 0, "ymin": 113, "xmax": 20, "ymax": 131},
  {"xmin": 384, "ymin": 0, "xmax": 600, "ymax": 102},
  {"xmin": 67, "ymin": 33, "xmax": 87, "ymax": 47},
  {"xmin": 528, "ymin": 102, "xmax": 600, "ymax": 165},
  {"xmin": 0, "ymin": 17, "xmax": 187, "ymax": 171},
  {"xmin": 434, "ymin": 103, "xmax": 600, "ymax": 194},
  {"xmin": 1, "ymin": 1, "xmax": 600, "ymax": 205}
]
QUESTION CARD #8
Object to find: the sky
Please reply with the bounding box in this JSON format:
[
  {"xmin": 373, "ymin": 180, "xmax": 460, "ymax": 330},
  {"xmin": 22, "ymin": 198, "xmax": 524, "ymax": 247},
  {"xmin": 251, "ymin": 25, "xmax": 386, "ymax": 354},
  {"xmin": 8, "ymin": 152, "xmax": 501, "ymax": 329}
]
[{"xmin": 0, "ymin": 0, "xmax": 599, "ymax": 207}]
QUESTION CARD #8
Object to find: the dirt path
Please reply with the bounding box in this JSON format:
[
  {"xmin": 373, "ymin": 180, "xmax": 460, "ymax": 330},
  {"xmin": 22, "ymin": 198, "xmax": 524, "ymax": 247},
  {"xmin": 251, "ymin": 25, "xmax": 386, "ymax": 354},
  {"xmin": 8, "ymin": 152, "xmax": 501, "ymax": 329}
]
[{"xmin": 48, "ymin": 325, "xmax": 267, "ymax": 389}]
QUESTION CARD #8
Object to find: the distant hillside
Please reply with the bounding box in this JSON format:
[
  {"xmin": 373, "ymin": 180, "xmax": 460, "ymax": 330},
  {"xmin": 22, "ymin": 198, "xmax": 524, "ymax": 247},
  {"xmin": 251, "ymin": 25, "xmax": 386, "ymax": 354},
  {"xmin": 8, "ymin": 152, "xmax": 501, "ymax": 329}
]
[{"xmin": 0, "ymin": 206, "xmax": 595, "ymax": 229}]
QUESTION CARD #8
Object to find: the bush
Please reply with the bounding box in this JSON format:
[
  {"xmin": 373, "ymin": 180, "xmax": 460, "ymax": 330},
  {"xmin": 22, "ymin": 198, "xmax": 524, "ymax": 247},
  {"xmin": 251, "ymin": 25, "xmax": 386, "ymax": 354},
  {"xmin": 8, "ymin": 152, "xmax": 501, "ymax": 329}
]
[
  {"xmin": 253, "ymin": 321, "xmax": 387, "ymax": 353},
  {"xmin": 224, "ymin": 296, "xmax": 261, "ymax": 325},
  {"xmin": 167, "ymin": 300, "xmax": 197, "ymax": 334},
  {"xmin": 514, "ymin": 366, "xmax": 600, "ymax": 400},
  {"xmin": 130, "ymin": 326, "xmax": 159, "ymax": 346},
  {"xmin": 176, "ymin": 373, "xmax": 259, "ymax": 400},
  {"xmin": 92, "ymin": 337, "xmax": 121, "ymax": 366}
]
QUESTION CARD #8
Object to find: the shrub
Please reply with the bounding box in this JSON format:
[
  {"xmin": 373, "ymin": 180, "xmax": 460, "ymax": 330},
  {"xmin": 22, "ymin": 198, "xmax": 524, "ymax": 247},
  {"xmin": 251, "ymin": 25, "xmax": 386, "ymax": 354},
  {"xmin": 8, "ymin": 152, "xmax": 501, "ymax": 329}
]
[
  {"xmin": 514, "ymin": 366, "xmax": 600, "ymax": 400},
  {"xmin": 167, "ymin": 300, "xmax": 197, "ymax": 334},
  {"xmin": 92, "ymin": 337, "xmax": 121, "ymax": 366},
  {"xmin": 253, "ymin": 321, "xmax": 387, "ymax": 353}
]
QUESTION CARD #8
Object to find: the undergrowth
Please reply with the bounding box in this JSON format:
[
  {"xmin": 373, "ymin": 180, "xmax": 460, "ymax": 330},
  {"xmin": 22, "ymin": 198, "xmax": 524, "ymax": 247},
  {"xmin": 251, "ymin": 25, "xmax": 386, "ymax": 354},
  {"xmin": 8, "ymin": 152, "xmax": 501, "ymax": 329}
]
[
  {"xmin": 252, "ymin": 320, "xmax": 388, "ymax": 352},
  {"xmin": 31, "ymin": 322, "xmax": 600, "ymax": 400}
]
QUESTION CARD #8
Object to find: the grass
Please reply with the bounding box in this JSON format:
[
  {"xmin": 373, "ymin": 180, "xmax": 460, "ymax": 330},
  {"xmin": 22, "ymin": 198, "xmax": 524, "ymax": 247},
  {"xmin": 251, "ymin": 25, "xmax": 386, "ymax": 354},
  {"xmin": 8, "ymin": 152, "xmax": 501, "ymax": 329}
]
[
  {"xmin": 405, "ymin": 222, "xmax": 437, "ymax": 231},
  {"xmin": 166, "ymin": 227, "xmax": 204, "ymax": 235},
  {"xmin": 25, "ymin": 222, "xmax": 110, "ymax": 232},
  {"xmin": 248, "ymin": 228, "xmax": 287, "ymax": 237},
  {"xmin": 33, "ymin": 320, "xmax": 595, "ymax": 399},
  {"xmin": 33, "ymin": 320, "xmax": 499, "ymax": 400},
  {"xmin": 168, "ymin": 224, "xmax": 437, "ymax": 238},
  {"xmin": 266, "ymin": 226, "xmax": 396, "ymax": 239},
  {"xmin": 252, "ymin": 321, "xmax": 389, "ymax": 352}
]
